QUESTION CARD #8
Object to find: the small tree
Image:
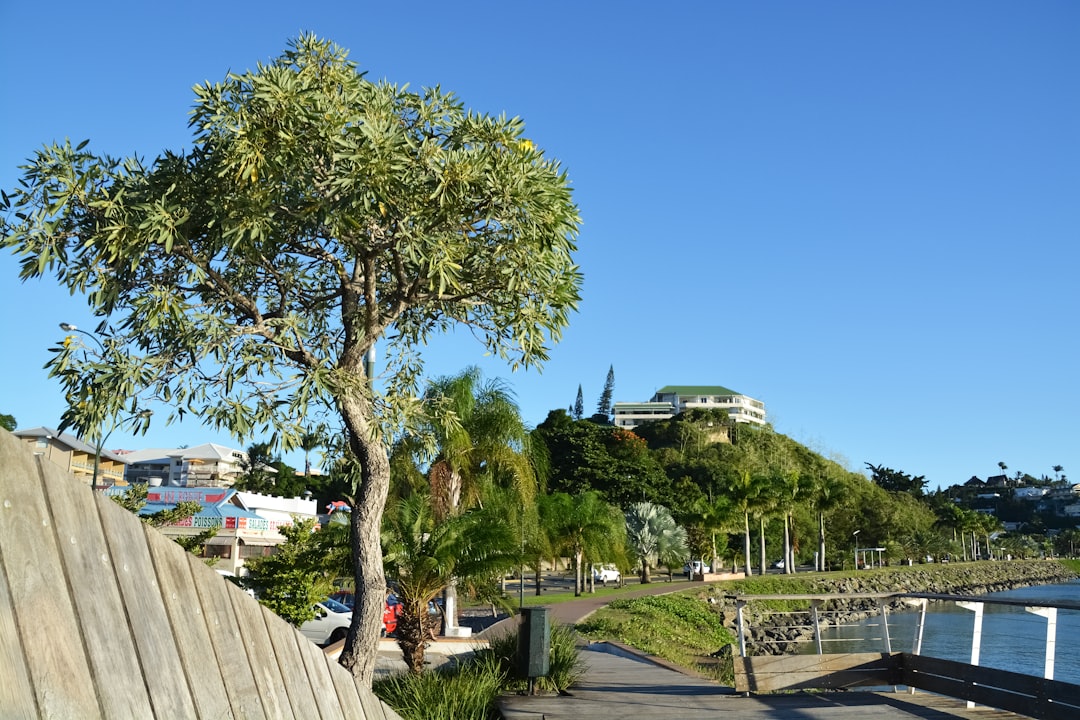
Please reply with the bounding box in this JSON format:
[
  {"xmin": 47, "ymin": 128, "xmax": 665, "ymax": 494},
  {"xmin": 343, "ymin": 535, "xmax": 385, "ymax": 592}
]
[
  {"xmin": 573, "ymin": 385, "xmax": 584, "ymax": 420},
  {"xmin": 382, "ymin": 495, "xmax": 517, "ymax": 673},
  {"xmin": 245, "ymin": 517, "xmax": 348, "ymax": 626},
  {"xmin": 0, "ymin": 413, "xmax": 15, "ymax": 432},
  {"xmin": 624, "ymin": 502, "xmax": 686, "ymax": 584}
]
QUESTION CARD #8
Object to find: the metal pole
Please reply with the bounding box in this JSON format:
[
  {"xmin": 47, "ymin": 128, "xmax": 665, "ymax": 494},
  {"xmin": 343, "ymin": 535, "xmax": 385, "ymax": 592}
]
[
  {"xmin": 906, "ymin": 598, "xmax": 928, "ymax": 695},
  {"xmin": 736, "ymin": 600, "xmax": 747, "ymax": 657},
  {"xmin": 1026, "ymin": 606, "xmax": 1057, "ymax": 680},
  {"xmin": 958, "ymin": 601, "xmax": 984, "ymax": 709},
  {"xmin": 811, "ymin": 600, "xmax": 823, "ymax": 655}
]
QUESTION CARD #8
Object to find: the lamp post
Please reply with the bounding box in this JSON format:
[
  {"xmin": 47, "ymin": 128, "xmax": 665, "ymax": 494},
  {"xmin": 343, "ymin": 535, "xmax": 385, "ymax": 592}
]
[
  {"xmin": 58, "ymin": 323, "xmax": 151, "ymax": 491},
  {"xmin": 852, "ymin": 529, "xmax": 861, "ymax": 570}
]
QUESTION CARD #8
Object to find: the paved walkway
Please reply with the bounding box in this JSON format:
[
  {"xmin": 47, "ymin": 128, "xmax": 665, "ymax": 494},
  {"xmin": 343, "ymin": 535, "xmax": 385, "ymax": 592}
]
[
  {"xmin": 498, "ymin": 644, "xmax": 1024, "ymax": 718},
  {"xmin": 488, "ymin": 582, "xmax": 1022, "ymax": 719}
]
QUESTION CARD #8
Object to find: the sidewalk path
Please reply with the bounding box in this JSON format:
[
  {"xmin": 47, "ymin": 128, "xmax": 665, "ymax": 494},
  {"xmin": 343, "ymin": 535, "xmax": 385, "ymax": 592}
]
[
  {"xmin": 478, "ymin": 576, "xmax": 697, "ymax": 640},
  {"xmin": 490, "ymin": 580, "xmax": 1022, "ymax": 719}
]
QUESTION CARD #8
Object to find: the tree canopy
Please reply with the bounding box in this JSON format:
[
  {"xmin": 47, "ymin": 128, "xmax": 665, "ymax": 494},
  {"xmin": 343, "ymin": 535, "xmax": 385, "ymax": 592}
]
[{"xmin": 1, "ymin": 34, "xmax": 580, "ymax": 686}]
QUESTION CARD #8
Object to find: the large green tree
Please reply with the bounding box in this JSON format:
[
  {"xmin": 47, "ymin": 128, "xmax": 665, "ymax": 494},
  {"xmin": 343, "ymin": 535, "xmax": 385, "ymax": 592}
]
[{"xmin": 1, "ymin": 35, "xmax": 580, "ymax": 686}]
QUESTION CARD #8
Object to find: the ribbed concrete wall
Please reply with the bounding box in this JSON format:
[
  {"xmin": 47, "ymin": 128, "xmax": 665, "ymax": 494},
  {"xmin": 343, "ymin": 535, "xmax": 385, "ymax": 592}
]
[{"xmin": 0, "ymin": 429, "xmax": 401, "ymax": 719}]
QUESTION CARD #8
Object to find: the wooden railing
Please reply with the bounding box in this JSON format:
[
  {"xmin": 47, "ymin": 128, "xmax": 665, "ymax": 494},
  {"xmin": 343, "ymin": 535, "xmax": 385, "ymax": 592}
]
[
  {"xmin": 730, "ymin": 591, "xmax": 1080, "ymax": 720},
  {"xmin": 0, "ymin": 429, "xmax": 401, "ymax": 720}
]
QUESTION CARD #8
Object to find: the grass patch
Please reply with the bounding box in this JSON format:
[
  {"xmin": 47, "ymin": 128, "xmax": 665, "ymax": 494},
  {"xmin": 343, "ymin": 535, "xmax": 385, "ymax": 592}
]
[
  {"xmin": 576, "ymin": 594, "xmax": 736, "ymax": 682},
  {"xmin": 1057, "ymin": 558, "xmax": 1080, "ymax": 575}
]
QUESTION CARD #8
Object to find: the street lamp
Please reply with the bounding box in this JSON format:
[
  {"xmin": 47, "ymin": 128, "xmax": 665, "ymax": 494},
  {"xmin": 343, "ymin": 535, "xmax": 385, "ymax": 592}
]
[
  {"xmin": 852, "ymin": 530, "xmax": 861, "ymax": 570},
  {"xmin": 87, "ymin": 409, "xmax": 152, "ymax": 491},
  {"xmin": 58, "ymin": 322, "xmax": 150, "ymax": 491}
]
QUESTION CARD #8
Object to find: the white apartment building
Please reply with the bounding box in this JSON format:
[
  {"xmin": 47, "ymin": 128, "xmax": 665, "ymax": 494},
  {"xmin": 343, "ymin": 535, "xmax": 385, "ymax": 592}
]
[
  {"xmin": 119, "ymin": 443, "xmax": 250, "ymax": 487},
  {"xmin": 612, "ymin": 385, "xmax": 766, "ymax": 430}
]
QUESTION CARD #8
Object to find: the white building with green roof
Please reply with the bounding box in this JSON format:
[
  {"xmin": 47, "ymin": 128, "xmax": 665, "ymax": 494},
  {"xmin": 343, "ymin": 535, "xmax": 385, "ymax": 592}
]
[{"xmin": 612, "ymin": 385, "xmax": 766, "ymax": 429}]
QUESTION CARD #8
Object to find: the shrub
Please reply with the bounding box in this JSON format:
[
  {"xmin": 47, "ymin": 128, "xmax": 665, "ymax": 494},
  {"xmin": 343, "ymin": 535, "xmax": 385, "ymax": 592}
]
[
  {"xmin": 480, "ymin": 622, "xmax": 586, "ymax": 693},
  {"xmin": 373, "ymin": 652, "xmax": 505, "ymax": 720}
]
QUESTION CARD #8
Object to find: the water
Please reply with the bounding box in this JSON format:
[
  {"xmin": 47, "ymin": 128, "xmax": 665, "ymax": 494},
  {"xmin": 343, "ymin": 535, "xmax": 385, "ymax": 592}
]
[{"xmin": 809, "ymin": 579, "xmax": 1080, "ymax": 684}]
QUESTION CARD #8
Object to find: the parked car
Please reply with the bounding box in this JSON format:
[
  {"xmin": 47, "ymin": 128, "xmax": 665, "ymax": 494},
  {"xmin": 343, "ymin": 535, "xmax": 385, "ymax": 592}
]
[
  {"xmin": 592, "ymin": 564, "xmax": 621, "ymax": 584},
  {"xmin": 683, "ymin": 560, "xmax": 711, "ymax": 576},
  {"xmin": 299, "ymin": 598, "xmax": 353, "ymax": 646},
  {"xmin": 772, "ymin": 559, "xmax": 785, "ymax": 569},
  {"xmin": 329, "ymin": 590, "xmax": 407, "ymax": 637}
]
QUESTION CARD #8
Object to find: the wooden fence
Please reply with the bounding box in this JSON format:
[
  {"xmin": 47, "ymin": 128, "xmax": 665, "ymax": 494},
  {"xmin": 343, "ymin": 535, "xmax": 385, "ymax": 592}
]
[{"xmin": 0, "ymin": 429, "xmax": 402, "ymax": 719}]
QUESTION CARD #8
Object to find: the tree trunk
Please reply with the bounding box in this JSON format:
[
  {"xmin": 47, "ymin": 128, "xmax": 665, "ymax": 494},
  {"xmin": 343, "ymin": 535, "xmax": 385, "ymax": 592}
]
[
  {"xmin": 396, "ymin": 596, "xmax": 436, "ymax": 674},
  {"xmin": 818, "ymin": 511, "xmax": 826, "ymax": 572},
  {"xmin": 534, "ymin": 563, "xmax": 543, "ymax": 596},
  {"xmin": 743, "ymin": 512, "xmax": 752, "ymax": 577},
  {"xmin": 573, "ymin": 551, "xmax": 583, "ymax": 596},
  {"xmin": 336, "ymin": 397, "xmax": 391, "ymax": 688},
  {"xmin": 783, "ymin": 514, "xmax": 791, "ymax": 574},
  {"xmin": 759, "ymin": 517, "xmax": 767, "ymax": 576},
  {"xmin": 641, "ymin": 556, "xmax": 651, "ymax": 584}
]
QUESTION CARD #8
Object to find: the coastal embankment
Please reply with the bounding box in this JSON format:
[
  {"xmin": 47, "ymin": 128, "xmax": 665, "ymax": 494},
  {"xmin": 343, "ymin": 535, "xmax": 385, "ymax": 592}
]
[{"xmin": 701, "ymin": 560, "xmax": 1077, "ymax": 654}]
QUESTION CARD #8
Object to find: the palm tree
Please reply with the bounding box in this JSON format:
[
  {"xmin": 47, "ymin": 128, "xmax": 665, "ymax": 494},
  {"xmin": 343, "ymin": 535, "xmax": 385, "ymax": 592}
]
[
  {"xmin": 624, "ymin": 502, "xmax": 687, "ymax": 584},
  {"xmin": 998, "ymin": 461, "xmax": 1008, "ymax": 478},
  {"xmin": 688, "ymin": 493, "xmax": 739, "ymax": 574},
  {"xmin": 546, "ymin": 491, "xmax": 625, "ymax": 596},
  {"xmin": 381, "ymin": 494, "xmax": 517, "ymax": 673},
  {"xmin": 727, "ymin": 469, "xmax": 764, "ymax": 576},
  {"xmin": 410, "ymin": 366, "xmax": 537, "ymax": 631},
  {"xmin": 299, "ymin": 429, "xmax": 322, "ymax": 478},
  {"xmin": 813, "ymin": 471, "xmax": 846, "ymax": 571}
]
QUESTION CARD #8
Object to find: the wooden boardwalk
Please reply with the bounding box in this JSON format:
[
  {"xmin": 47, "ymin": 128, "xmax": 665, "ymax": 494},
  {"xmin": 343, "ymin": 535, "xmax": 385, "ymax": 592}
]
[
  {"xmin": 499, "ymin": 643, "xmax": 1027, "ymax": 719},
  {"xmin": 0, "ymin": 429, "xmax": 401, "ymax": 720}
]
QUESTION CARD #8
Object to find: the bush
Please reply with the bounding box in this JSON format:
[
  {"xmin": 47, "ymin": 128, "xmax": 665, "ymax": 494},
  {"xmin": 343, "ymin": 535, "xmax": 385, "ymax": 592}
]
[
  {"xmin": 479, "ymin": 622, "xmax": 585, "ymax": 693},
  {"xmin": 373, "ymin": 622, "xmax": 586, "ymax": 719},
  {"xmin": 373, "ymin": 652, "xmax": 505, "ymax": 720}
]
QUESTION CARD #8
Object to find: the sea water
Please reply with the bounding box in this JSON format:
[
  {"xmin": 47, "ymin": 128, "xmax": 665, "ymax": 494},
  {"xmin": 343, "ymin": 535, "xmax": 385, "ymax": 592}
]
[{"xmin": 809, "ymin": 579, "xmax": 1080, "ymax": 684}]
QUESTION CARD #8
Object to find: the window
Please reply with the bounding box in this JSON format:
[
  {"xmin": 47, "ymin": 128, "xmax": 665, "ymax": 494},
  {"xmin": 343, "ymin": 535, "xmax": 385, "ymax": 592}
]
[
  {"xmin": 35, "ymin": 438, "xmax": 48, "ymax": 449},
  {"xmin": 204, "ymin": 544, "xmax": 231, "ymax": 559}
]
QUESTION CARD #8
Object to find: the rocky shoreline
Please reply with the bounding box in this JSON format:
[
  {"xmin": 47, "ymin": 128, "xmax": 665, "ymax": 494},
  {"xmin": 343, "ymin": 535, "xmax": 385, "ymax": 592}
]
[{"xmin": 706, "ymin": 560, "xmax": 1077, "ymax": 656}]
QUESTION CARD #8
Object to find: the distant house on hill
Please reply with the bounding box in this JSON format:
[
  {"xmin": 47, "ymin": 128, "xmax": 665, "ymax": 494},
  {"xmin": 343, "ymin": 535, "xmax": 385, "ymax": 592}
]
[
  {"xmin": 12, "ymin": 426, "xmax": 127, "ymax": 487},
  {"xmin": 121, "ymin": 443, "xmax": 250, "ymax": 487},
  {"xmin": 963, "ymin": 476, "xmax": 985, "ymax": 488},
  {"xmin": 613, "ymin": 385, "xmax": 766, "ymax": 430},
  {"xmin": 986, "ymin": 474, "xmax": 1011, "ymax": 488}
]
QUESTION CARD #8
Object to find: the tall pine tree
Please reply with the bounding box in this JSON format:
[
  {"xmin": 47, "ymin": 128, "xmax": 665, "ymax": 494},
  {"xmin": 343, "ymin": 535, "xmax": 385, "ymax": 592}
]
[
  {"xmin": 573, "ymin": 385, "xmax": 584, "ymax": 420},
  {"xmin": 596, "ymin": 365, "xmax": 615, "ymax": 418}
]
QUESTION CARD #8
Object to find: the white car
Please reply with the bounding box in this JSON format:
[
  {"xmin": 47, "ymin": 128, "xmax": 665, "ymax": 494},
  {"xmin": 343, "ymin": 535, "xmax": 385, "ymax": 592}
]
[
  {"xmin": 684, "ymin": 560, "xmax": 711, "ymax": 576},
  {"xmin": 299, "ymin": 598, "xmax": 353, "ymax": 646},
  {"xmin": 592, "ymin": 564, "xmax": 621, "ymax": 583}
]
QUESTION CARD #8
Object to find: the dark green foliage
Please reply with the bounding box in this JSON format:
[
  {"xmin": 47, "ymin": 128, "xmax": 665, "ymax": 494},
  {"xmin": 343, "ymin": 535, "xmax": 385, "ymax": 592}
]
[
  {"xmin": 595, "ymin": 365, "xmax": 615, "ymax": 418},
  {"xmin": 0, "ymin": 413, "xmax": 15, "ymax": 432},
  {"xmin": 534, "ymin": 410, "xmax": 671, "ymax": 506},
  {"xmin": 573, "ymin": 385, "xmax": 584, "ymax": 420},
  {"xmin": 865, "ymin": 462, "xmax": 927, "ymax": 496},
  {"xmin": 244, "ymin": 517, "xmax": 347, "ymax": 626}
]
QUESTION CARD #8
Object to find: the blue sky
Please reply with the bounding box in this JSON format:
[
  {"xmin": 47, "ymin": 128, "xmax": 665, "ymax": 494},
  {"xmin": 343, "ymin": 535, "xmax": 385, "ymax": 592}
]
[{"xmin": 1, "ymin": 1, "xmax": 1077, "ymax": 488}]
